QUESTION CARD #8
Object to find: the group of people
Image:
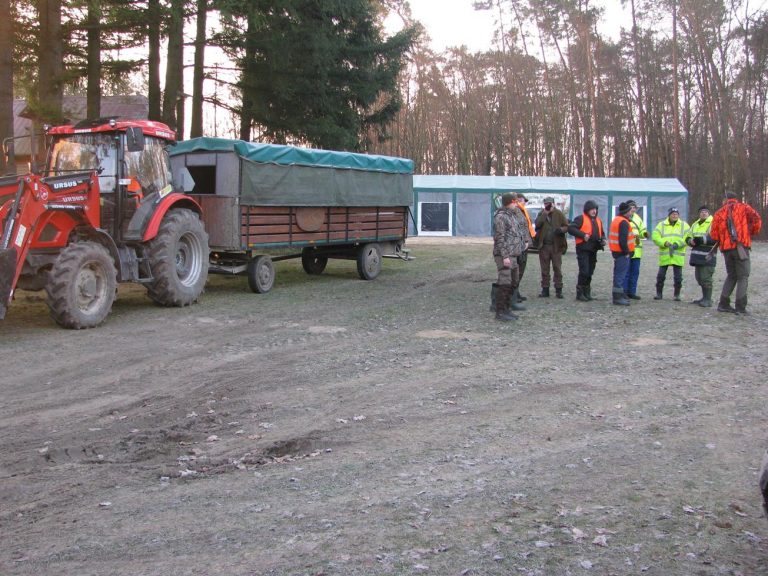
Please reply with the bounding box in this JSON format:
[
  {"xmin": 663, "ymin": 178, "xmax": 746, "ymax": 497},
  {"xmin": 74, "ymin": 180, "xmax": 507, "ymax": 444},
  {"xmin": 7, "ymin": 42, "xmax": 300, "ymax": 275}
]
[{"xmin": 492, "ymin": 191, "xmax": 762, "ymax": 321}]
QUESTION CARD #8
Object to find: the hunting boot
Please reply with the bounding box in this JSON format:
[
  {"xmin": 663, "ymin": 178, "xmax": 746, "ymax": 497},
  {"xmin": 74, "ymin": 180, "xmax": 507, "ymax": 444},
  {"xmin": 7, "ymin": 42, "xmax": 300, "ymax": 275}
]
[
  {"xmin": 555, "ymin": 286, "xmax": 563, "ymax": 299},
  {"xmin": 653, "ymin": 280, "xmax": 664, "ymax": 300},
  {"xmin": 612, "ymin": 288, "xmax": 630, "ymax": 306},
  {"xmin": 495, "ymin": 284, "xmax": 517, "ymax": 321},
  {"xmin": 735, "ymin": 296, "xmax": 749, "ymax": 315},
  {"xmin": 717, "ymin": 296, "xmax": 737, "ymax": 313},
  {"xmin": 538, "ymin": 286, "xmax": 550, "ymax": 298},
  {"xmin": 673, "ymin": 283, "xmax": 682, "ymax": 302},
  {"xmin": 510, "ymin": 288, "xmax": 527, "ymax": 311},
  {"xmin": 698, "ymin": 286, "xmax": 712, "ymax": 308},
  {"xmin": 489, "ymin": 283, "xmax": 498, "ymax": 312},
  {"xmin": 576, "ymin": 285, "xmax": 589, "ymax": 302}
]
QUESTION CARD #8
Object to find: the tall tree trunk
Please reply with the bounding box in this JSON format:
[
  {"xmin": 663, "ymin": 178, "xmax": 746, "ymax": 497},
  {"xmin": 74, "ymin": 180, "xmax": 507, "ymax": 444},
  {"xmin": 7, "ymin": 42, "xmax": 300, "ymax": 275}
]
[
  {"xmin": 630, "ymin": 0, "xmax": 647, "ymax": 175},
  {"xmin": 162, "ymin": 0, "xmax": 185, "ymax": 136},
  {"xmin": 86, "ymin": 0, "xmax": 102, "ymax": 119},
  {"xmin": 672, "ymin": 0, "xmax": 680, "ymax": 178},
  {"xmin": 147, "ymin": 0, "xmax": 162, "ymax": 120},
  {"xmin": 37, "ymin": 0, "xmax": 64, "ymax": 160},
  {"xmin": 0, "ymin": 0, "xmax": 13, "ymax": 173},
  {"xmin": 239, "ymin": 8, "xmax": 257, "ymax": 141},
  {"xmin": 190, "ymin": 0, "xmax": 207, "ymax": 138}
]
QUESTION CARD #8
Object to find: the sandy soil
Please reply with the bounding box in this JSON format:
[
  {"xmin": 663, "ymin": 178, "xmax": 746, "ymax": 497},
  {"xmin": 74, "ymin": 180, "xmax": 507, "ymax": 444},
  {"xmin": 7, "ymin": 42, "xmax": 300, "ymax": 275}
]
[{"xmin": 1, "ymin": 239, "xmax": 767, "ymax": 575}]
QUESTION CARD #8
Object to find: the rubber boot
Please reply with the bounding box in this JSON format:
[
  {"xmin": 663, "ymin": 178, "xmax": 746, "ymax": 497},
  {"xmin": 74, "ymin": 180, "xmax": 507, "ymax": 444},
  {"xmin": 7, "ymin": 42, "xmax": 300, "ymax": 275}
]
[
  {"xmin": 576, "ymin": 285, "xmax": 589, "ymax": 302},
  {"xmin": 673, "ymin": 283, "xmax": 682, "ymax": 302},
  {"xmin": 539, "ymin": 286, "xmax": 550, "ymax": 298},
  {"xmin": 584, "ymin": 285, "xmax": 594, "ymax": 301},
  {"xmin": 555, "ymin": 287, "xmax": 563, "ymax": 299},
  {"xmin": 691, "ymin": 287, "xmax": 704, "ymax": 305},
  {"xmin": 510, "ymin": 288, "xmax": 526, "ymax": 311},
  {"xmin": 489, "ymin": 283, "xmax": 498, "ymax": 312},
  {"xmin": 495, "ymin": 284, "xmax": 517, "ymax": 321},
  {"xmin": 653, "ymin": 281, "xmax": 664, "ymax": 300},
  {"xmin": 698, "ymin": 286, "xmax": 712, "ymax": 308},
  {"xmin": 717, "ymin": 296, "xmax": 736, "ymax": 313},
  {"xmin": 612, "ymin": 289, "xmax": 630, "ymax": 306}
]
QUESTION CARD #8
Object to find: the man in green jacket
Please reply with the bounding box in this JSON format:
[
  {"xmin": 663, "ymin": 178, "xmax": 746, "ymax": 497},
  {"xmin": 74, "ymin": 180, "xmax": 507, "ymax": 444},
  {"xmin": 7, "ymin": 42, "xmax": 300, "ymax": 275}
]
[
  {"xmin": 534, "ymin": 196, "xmax": 569, "ymax": 298},
  {"xmin": 652, "ymin": 207, "xmax": 691, "ymax": 301},
  {"xmin": 685, "ymin": 205, "xmax": 717, "ymax": 307}
]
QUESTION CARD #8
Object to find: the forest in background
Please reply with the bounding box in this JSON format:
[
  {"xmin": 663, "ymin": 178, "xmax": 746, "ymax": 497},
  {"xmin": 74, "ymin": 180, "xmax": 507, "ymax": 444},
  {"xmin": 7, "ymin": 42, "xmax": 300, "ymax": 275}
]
[{"xmin": 0, "ymin": 0, "xmax": 766, "ymax": 222}]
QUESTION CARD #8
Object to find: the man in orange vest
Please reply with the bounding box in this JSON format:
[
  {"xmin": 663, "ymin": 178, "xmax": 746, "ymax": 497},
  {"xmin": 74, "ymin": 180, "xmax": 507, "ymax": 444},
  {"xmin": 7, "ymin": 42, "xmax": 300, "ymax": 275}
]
[
  {"xmin": 568, "ymin": 200, "xmax": 606, "ymax": 301},
  {"xmin": 608, "ymin": 202, "xmax": 636, "ymax": 306},
  {"xmin": 709, "ymin": 190, "xmax": 762, "ymax": 314}
]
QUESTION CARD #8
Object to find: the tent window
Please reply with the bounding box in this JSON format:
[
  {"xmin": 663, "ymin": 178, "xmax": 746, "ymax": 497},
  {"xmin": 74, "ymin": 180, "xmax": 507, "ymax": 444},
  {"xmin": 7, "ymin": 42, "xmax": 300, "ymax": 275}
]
[{"xmin": 418, "ymin": 201, "xmax": 452, "ymax": 236}]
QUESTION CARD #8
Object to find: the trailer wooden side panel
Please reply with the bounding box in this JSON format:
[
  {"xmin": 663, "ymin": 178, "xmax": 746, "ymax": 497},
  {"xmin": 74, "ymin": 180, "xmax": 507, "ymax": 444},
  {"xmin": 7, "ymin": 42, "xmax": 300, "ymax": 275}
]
[{"xmin": 240, "ymin": 206, "xmax": 408, "ymax": 248}]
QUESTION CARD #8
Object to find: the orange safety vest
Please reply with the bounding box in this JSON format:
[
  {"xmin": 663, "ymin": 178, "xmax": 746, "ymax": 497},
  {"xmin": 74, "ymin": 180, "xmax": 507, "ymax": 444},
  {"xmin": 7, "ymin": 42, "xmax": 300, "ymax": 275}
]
[
  {"xmin": 609, "ymin": 215, "xmax": 636, "ymax": 253},
  {"xmin": 517, "ymin": 201, "xmax": 535, "ymax": 238},
  {"xmin": 575, "ymin": 215, "xmax": 604, "ymax": 245}
]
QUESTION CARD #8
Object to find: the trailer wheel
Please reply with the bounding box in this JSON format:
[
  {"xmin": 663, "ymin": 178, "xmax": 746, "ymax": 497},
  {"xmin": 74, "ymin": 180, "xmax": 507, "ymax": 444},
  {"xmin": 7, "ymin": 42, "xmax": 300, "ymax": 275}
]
[
  {"xmin": 301, "ymin": 249, "xmax": 328, "ymax": 275},
  {"xmin": 356, "ymin": 243, "xmax": 382, "ymax": 280},
  {"xmin": 247, "ymin": 255, "xmax": 275, "ymax": 293},
  {"xmin": 146, "ymin": 208, "xmax": 209, "ymax": 307},
  {"xmin": 45, "ymin": 242, "xmax": 117, "ymax": 329}
]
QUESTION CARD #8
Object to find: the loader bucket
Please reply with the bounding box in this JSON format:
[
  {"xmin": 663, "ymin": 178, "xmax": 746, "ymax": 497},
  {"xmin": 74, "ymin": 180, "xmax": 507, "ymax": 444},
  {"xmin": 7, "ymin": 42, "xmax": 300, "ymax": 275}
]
[{"xmin": 0, "ymin": 248, "xmax": 17, "ymax": 320}]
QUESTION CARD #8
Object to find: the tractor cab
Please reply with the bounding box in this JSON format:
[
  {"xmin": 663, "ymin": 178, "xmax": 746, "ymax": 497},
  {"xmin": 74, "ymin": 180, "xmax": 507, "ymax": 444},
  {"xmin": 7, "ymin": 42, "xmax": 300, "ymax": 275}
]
[{"xmin": 45, "ymin": 118, "xmax": 177, "ymax": 240}]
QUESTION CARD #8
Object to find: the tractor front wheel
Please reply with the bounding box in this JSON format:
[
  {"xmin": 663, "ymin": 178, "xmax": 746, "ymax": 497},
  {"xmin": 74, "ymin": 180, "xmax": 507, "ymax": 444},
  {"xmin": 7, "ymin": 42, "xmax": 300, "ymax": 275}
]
[
  {"xmin": 45, "ymin": 241, "xmax": 117, "ymax": 329},
  {"xmin": 146, "ymin": 208, "xmax": 209, "ymax": 306}
]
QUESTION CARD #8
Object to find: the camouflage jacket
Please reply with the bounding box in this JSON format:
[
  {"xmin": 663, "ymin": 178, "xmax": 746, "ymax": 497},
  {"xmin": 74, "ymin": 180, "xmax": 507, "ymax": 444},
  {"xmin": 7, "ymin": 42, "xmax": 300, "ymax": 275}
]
[{"xmin": 493, "ymin": 206, "xmax": 527, "ymax": 259}]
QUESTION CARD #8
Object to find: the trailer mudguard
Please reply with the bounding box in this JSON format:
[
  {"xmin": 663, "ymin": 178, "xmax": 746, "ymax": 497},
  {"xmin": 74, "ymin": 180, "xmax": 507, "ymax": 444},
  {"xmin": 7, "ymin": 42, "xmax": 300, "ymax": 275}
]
[{"xmin": 125, "ymin": 191, "xmax": 202, "ymax": 242}]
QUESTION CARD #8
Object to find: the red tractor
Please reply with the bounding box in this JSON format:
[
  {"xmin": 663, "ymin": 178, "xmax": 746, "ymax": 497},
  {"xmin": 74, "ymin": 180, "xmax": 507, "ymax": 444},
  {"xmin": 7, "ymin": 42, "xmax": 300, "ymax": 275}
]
[{"xmin": 0, "ymin": 118, "xmax": 209, "ymax": 328}]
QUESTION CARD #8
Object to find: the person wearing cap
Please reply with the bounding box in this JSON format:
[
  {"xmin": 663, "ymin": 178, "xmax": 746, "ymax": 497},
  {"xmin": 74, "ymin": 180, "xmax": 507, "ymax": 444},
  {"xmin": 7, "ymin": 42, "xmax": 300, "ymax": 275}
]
[
  {"xmin": 568, "ymin": 199, "xmax": 606, "ymax": 301},
  {"xmin": 622, "ymin": 200, "xmax": 648, "ymax": 300},
  {"xmin": 608, "ymin": 202, "xmax": 636, "ymax": 305},
  {"xmin": 533, "ymin": 196, "xmax": 569, "ymax": 298},
  {"xmin": 685, "ymin": 205, "xmax": 717, "ymax": 307},
  {"xmin": 514, "ymin": 194, "xmax": 535, "ymax": 302},
  {"xmin": 651, "ymin": 207, "xmax": 691, "ymax": 300},
  {"xmin": 709, "ymin": 191, "xmax": 762, "ymax": 314},
  {"xmin": 491, "ymin": 192, "xmax": 528, "ymax": 321}
]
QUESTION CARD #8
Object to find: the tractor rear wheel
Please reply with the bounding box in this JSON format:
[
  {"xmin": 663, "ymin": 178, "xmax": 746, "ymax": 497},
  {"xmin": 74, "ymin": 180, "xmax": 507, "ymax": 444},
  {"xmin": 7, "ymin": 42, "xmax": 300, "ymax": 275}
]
[
  {"xmin": 45, "ymin": 241, "xmax": 117, "ymax": 329},
  {"xmin": 146, "ymin": 208, "xmax": 209, "ymax": 306}
]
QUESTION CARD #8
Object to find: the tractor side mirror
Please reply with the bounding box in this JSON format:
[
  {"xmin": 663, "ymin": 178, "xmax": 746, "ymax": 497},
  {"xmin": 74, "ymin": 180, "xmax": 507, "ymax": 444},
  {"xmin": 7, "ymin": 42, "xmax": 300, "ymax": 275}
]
[{"xmin": 125, "ymin": 127, "xmax": 145, "ymax": 152}]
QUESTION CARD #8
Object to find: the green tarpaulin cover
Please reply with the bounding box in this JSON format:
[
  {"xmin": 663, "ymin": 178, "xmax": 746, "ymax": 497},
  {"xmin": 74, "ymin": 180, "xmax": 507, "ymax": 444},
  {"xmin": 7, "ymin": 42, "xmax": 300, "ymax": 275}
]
[
  {"xmin": 171, "ymin": 137, "xmax": 413, "ymax": 174},
  {"xmin": 171, "ymin": 137, "xmax": 413, "ymax": 207}
]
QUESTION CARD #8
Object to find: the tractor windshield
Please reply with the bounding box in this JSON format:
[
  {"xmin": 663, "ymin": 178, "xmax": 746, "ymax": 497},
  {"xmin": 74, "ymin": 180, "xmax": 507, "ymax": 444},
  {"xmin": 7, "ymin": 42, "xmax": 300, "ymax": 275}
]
[
  {"xmin": 49, "ymin": 133, "xmax": 118, "ymax": 193},
  {"xmin": 48, "ymin": 133, "xmax": 172, "ymax": 196}
]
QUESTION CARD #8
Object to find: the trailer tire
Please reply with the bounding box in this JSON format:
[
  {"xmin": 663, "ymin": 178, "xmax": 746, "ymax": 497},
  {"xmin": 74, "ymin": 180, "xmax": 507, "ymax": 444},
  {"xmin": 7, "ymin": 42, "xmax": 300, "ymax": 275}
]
[
  {"xmin": 46, "ymin": 241, "xmax": 117, "ymax": 329},
  {"xmin": 301, "ymin": 250, "xmax": 328, "ymax": 275},
  {"xmin": 146, "ymin": 208, "xmax": 209, "ymax": 307},
  {"xmin": 356, "ymin": 243, "xmax": 382, "ymax": 280},
  {"xmin": 247, "ymin": 255, "xmax": 275, "ymax": 293}
]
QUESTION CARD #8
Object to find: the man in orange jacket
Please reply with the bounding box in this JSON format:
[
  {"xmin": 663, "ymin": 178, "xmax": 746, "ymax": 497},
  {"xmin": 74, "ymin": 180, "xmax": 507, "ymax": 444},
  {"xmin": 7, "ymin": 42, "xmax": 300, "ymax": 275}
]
[{"xmin": 709, "ymin": 191, "xmax": 762, "ymax": 314}]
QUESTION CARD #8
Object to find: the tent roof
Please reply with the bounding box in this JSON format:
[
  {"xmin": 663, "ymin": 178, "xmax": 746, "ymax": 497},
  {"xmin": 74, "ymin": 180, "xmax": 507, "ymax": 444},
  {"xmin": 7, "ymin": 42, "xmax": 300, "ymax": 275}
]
[
  {"xmin": 171, "ymin": 137, "xmax": 414, "ymax": 174},
  {"xmin": 413, "ymin": 175, "xmax": 687, "ymax": 195}
]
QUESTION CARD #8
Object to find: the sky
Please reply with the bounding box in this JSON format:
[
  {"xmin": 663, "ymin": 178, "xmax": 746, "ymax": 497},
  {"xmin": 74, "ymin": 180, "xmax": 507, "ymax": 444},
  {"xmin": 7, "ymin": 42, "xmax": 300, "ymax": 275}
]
[{"xmin": 392, "ymin": 0, "xmax": 632, "ymax": 52}]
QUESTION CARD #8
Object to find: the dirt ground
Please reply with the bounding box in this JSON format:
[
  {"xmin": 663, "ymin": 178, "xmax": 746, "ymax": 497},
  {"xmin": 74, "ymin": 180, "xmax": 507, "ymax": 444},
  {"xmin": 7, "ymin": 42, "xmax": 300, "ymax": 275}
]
[{"xmin": 1, "ymin": 238, "xmax": 767, "ymax": 576}]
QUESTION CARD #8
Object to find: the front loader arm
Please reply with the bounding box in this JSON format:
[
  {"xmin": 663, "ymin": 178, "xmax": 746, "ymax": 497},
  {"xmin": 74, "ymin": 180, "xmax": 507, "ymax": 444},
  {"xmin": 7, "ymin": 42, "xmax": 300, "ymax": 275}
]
[{"xmin": 0, "ymin": 173, "xmax": 100, "ymax": 319}]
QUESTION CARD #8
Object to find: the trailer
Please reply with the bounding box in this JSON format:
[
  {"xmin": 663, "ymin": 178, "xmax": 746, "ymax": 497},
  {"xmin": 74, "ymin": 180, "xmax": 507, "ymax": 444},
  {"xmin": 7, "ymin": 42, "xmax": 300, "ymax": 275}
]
[{"xmin": 169, "ymin": 138, "xmax": 412, "ymax": 292}]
